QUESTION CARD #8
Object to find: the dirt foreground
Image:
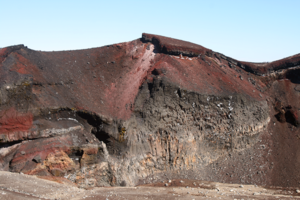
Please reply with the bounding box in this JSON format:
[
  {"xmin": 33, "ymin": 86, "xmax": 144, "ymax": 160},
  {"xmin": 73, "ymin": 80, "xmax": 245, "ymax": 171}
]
[{"xmin": 0, "ymin": 171, "xmax": 299, "ymax": 200}]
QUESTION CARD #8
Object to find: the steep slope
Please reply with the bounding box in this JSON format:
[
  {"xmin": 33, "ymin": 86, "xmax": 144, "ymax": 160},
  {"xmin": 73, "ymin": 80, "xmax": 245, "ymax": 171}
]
[{"xmin": 0, "ymin": 33, "xmax": 299, "ymax": 188}]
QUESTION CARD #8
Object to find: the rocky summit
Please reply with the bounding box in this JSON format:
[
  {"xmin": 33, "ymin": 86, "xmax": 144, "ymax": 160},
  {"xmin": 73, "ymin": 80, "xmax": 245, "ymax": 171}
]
[{"xmin": 0, "ymin": 33, "xmax": 300, "ymax": 190}]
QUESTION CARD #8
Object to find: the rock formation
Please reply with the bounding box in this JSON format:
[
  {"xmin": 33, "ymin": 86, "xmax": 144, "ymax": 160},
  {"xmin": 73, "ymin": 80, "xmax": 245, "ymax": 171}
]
[{"xmin": 0, "ymin": 33, "xmax": 299, "ymax": 188}]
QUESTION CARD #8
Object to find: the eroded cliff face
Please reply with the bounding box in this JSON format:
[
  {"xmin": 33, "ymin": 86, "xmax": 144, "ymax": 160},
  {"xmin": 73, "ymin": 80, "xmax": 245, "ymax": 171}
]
[
  {"xmin": 0, "ymin": 33, "xmax": 299, "ymax": 188},
  {"xmin": 113, "ymin": 78, "xmax": 270, "ymax": 186}
]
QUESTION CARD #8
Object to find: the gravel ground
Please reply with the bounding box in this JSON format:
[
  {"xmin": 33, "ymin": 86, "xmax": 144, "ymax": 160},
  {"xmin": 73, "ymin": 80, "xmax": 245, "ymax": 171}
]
[{"xmin": 0, "ymin": 171, "xmax": 299, "ymax": 200}]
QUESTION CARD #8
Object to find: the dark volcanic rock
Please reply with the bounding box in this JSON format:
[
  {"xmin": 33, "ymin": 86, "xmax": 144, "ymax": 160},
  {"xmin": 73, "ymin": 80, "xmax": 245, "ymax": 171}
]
[{"xmin": 0, "ymin": 33, "xmax": 299, "ymax": 188}]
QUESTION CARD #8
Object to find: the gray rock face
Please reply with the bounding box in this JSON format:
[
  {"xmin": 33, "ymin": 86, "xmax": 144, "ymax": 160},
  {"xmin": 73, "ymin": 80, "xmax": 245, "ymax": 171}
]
[{"xmin": 65, "ymin": 78, "xmax": 269, "ymax": 187}]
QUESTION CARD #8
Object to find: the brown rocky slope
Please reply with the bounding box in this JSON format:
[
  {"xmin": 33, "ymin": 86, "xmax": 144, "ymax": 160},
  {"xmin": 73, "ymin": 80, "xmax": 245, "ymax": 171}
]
[{"xmin": 0, "ymin": 33, "xmax": 299, "ymax": 189}]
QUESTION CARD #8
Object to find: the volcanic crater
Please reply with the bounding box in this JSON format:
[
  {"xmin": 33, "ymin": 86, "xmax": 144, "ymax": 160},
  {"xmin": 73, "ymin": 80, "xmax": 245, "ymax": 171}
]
[{"xmin": 0, "ymin": 33, "xmax": 300, "ymax": 191}]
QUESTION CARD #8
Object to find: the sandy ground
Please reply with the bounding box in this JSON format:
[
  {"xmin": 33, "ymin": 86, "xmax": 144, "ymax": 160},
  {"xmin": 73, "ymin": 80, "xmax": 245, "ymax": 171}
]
[{"xmin": 0, "ymin": 171, "xmax": 299, "ymax": 200}]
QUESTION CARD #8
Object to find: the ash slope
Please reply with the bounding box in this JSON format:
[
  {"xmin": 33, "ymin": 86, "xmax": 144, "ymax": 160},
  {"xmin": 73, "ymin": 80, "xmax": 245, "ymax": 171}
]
[{"xmin": 0, "ymin": 33, "xmax": 299, "ymax": 188}]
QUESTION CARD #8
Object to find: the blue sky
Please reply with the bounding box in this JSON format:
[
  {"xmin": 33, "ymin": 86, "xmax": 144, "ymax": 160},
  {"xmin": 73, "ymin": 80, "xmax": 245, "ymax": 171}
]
[{"xmin": 1, "ymin": 0, "xmax": 299, "ymax": 62}]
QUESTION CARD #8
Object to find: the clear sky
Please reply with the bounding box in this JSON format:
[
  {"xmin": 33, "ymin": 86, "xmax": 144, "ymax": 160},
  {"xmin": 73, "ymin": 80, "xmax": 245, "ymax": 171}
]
[{"xmin": 1, "ymin": 0, "xmax": 299, "ymax": 62}]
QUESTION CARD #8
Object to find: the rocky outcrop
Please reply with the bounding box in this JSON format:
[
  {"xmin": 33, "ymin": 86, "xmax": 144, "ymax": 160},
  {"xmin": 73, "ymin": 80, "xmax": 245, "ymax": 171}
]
[
  {"xmin": 142, "ymin": 33, "xmax": 213, "ymax": 57},
  {"xmin": 0, "ymin": 33, "xmax": 299, "ymax": 188}
]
